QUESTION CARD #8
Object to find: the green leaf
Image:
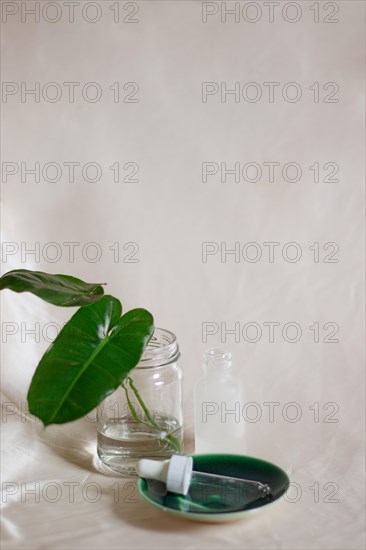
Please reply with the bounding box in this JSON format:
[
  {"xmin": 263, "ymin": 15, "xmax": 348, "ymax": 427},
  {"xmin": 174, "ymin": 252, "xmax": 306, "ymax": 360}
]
[
  {"xmin": 27, "ymin": 295, "xmax": 154, "ymax": 425},
  {"xmin": 0, "ymin": 269, "xmax": 105, "ymax": 306}
]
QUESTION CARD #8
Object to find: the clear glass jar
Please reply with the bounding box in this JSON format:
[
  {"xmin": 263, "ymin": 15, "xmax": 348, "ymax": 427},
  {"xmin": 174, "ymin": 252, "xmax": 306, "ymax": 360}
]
[{"xmin": 97, "ymin": 328, "xmax": 183, "ymax": 476}]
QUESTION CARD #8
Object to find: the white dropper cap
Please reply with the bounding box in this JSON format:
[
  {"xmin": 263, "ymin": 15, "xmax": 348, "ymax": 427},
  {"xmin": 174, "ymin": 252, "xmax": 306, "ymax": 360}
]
[{"xmin": 136, "ymin": 455, "xmax": 193, "ymax": 496}]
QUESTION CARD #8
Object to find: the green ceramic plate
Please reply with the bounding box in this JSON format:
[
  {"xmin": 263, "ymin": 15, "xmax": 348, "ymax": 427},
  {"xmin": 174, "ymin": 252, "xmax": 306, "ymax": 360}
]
[{"xmin": 138, "ymin": 454, "xmax": 290, "ymax": 522}]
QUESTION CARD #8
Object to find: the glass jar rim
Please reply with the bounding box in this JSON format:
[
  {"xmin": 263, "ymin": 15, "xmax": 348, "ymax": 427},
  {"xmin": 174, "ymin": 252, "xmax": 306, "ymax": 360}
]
[{"xmin": 136, "ymin": 327, "xmax": 180, "ymax": 368}]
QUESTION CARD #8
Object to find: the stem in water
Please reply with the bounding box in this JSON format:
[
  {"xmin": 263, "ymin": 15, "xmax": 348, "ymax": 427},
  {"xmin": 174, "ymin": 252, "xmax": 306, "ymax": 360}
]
[{"xmin": 122, "ymin": 378, "xmax": 183, "ymax": 454}]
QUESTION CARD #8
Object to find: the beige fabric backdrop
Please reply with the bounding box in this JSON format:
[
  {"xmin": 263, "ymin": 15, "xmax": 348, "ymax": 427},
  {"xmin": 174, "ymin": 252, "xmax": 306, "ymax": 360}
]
[{"xmin": 1, "ymin": 1, "xmax": 365, "ymax": 548}]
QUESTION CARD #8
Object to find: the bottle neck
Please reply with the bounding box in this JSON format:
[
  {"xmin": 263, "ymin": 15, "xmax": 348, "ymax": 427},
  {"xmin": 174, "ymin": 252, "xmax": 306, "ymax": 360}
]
[{"xmin": 202, "ymin": 348, "xmax": 232, "ymax": 373}]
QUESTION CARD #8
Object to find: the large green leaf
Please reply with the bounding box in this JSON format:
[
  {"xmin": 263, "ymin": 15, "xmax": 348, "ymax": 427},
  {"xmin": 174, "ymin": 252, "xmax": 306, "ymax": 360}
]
[
  {"xmin": 0, "ymin": 269, "xmax": 105, "ymax": 306},
  {"xmin": 27, "ymin": 295, "xmax": 154, "ymax": 425}
]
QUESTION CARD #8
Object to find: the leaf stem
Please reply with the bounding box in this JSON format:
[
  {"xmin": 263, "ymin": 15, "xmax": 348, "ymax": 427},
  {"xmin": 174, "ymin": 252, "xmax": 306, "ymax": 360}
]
[
  {"xmin": 121, "ymin": 381, "xmax": 146, "ymax": 425},
  {"xmin": 127, "ymin": 377, "xmax": 159, "ymax": 428},
  {"xmin": 121, "ymin": 377, "xmax": 182, "ymax": 454}
]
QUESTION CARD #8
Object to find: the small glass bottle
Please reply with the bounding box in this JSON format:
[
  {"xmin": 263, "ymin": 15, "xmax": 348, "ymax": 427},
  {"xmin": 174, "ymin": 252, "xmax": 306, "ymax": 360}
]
[
  {"xmin": 194, "ymin": 348, "xmax": 245, "ymax": 454},
  {"xmin": 97, "ymin": 328, "xmax": 183, "ymax": 476}
]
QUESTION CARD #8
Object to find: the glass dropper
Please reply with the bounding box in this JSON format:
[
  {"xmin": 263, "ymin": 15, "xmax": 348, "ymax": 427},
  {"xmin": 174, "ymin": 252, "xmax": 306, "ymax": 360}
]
[{"xmin": 137, "ymin": 455, "xmax": 272, "ymax": 513}]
